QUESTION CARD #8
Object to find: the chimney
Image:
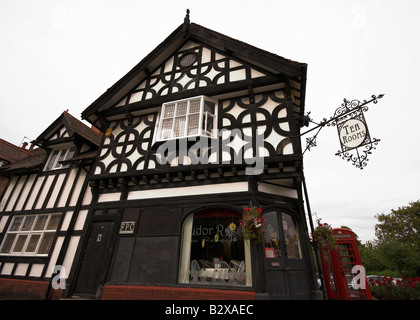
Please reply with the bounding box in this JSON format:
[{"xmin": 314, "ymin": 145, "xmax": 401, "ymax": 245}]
[{"xmin": 22, "ymin": 142, "xmax": 28, "ymax": 149}]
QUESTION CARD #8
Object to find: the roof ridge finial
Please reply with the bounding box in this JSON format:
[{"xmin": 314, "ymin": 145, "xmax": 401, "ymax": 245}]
[{"xmin": 182, "ymin": 9, "xmax": 190, "ymax": 38}]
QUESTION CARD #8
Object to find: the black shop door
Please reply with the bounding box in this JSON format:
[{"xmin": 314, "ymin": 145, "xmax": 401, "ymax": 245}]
[
  {"xmin": 263, "ymin": 210, "xmax": 311, "ymax": 299},
  {"xmin": 74, "ymin": 221, "xmax": 114, "ymax": 297}
]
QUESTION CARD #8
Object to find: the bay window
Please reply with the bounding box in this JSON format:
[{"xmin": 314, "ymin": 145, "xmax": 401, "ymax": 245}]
[{"xmin": 155, "ymin": 96, "xmax": 217, "ymax": 142}]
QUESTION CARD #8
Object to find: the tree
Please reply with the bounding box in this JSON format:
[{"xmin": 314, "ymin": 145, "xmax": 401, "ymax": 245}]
[
  {"xmin": 359, "ymin": 241, "xmax": 386, "ymax": 273},
  {"xmin": 341, "ymin": 225, "xmax": 361, "ymax": 246},
  {"xmin": 374, "ymin": 200, "xmax": 420, "ymax": 276},
  {"xmin": 376, "ymin": 240, "xmax": 419, "ymax": 276},
  {"xmin": 375, "ymin": 200, "xmax": 420, "ymax": 246}
]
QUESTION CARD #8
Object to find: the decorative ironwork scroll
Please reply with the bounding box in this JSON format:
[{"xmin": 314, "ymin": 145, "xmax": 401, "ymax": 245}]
[
  {"xmin": 300, "ymin": 94, "xmax": 384, "ymax": 169},
  {"xmin": 331, "ymin": 95, "xmax": 382, "ymax": 169}
]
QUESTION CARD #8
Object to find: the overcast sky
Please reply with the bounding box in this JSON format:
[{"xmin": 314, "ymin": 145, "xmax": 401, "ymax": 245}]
[{"xmin": 1, "ymin": 0, "xmax": 419, "ymax": 243}]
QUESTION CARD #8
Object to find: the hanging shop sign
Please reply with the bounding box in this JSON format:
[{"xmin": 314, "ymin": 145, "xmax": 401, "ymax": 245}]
[
  {"xmin": 301, "ymin": 94, "xmax": 383, "ymax": 169},
  {"xmin": 338, "ymin": 118, "xmax": 367, "ymax": 149},
  {"xmin": 332, "ymin": 96, "xmax": 381, "ymax": 169}
]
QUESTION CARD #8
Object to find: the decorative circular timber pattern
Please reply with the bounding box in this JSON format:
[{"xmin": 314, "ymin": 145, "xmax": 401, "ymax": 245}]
[{"xmin": 94, "ymin": 88, "xmax": 295, "ymax": 178}]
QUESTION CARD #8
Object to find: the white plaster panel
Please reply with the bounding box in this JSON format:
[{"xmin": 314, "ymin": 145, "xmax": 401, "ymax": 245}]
[
  {"xmin": 24, "ymin": 176, "xmax": 44, "ymax": 210},
  {"xmin": 15, "ymin": 174, "xmax": 36, "ymax": 211},
  {"xmin": 1, "ymin": 262, "xmax": 14, "ymax": 275},
  {"xmin": 127, "ymin": 182, "xmax": 248, "ymax": 200},
  {"xmin": 62, "ymin": 236, "xmax": 80, "ymax": 278},
  {"xmin": 258, "ymin": 182, "xmax": 298, "ymax": 199},
  {"xmin": 46, "ymin": 236, "xmax": 64, "ymax": 277},
  {"xmin": 35, "ymin": 175, "xmax": 54, "ymax": 209},
  {"xmin": 47, "ymin": 173, "xmax": 65, "ymax": 208},
  {"xmin": 15, "ymin": 263, "xmax": 29, "ymax": 276},
  {"xmin": 98, "ymin": 192, "xmax": 121, "ymax": 202},
  {"xmin": 5, "ymin": 177, "xmax": 24, "ymax": 211}
]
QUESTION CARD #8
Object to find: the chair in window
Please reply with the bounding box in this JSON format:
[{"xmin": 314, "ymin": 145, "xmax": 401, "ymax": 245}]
[
  {"xmin": 219, "ymin": 260, "xmax": 233, "ymax": 283},
  {"xmin": 199, "ymin": 259, "xmax": 213, "ymax": 268},
  {"xmin": 235, "ymin": 261, "xmax": 246, "ymax": 285},
  {"xmin": 190, "ymin": 260, "xmax": 201, "ymax": 283},
  {"xmin": 230, "ymin": 259, "xmax": 241, "ymax": 270}
]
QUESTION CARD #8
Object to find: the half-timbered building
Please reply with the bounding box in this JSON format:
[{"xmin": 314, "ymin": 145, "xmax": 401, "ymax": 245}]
[
  {"xmin": 0, "ymin": 111, "xmax": 101, "ymax": 299},
  {"xmin": 72, "ymin": 14, "xmax": 322, "ymax": 300},
  {"xmin": 0, "ymin": 14, "xmax": 322, "ymax": 300}
]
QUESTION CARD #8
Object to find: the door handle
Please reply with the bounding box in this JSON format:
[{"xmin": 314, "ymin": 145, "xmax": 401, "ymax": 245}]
[{"xmin": 286, "ymin": 267, "xmax": 291, "ymax": 275}]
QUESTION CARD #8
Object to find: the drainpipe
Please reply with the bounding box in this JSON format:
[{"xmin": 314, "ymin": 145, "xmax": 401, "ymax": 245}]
[{"xmin": 302, "ymin": 175, "xmax": 327, "ymax": 300}]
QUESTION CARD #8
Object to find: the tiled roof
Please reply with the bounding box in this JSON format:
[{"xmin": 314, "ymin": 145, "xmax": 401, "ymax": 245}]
[
  {"xmin": 34, "ymin": 110, "xmax": 103, "ymax": 147},
  {"xmin": 0, "ymin": 147, "xmax": 46, "ymax": 173},
  {"xmin": 62, "ymin": 111, "xmax": 102, "ymax": 146},
  {"xmin": 0, "ymin": 139, "xmax": 32, "ymax": 164}
]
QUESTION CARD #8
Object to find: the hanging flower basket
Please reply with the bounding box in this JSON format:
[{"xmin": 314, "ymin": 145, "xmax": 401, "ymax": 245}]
[
  {"xmin": 239, "ymin": 206, "xmax": 266, "ymax": 243},
  {"xmin": 311, "ymin": 218, "xmax": 336, "ymax": 249}
]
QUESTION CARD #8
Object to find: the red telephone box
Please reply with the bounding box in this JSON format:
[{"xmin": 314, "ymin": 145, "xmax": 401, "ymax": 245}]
[{"xmin": 319, "ymin": 228, "xmax": 372, "ymax": 300}]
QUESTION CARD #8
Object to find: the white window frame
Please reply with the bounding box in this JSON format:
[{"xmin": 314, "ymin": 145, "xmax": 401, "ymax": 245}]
[
  {"xmin": 44, "ymin": 146, "xmax": 76, "ymax": 171},
  {"xmin": 0, "ymin": 214, "xmax": 61, "ymax": 256},
  {"xmin": 154, "ymin": 95, "xmax": 217, "ymax": 143}
]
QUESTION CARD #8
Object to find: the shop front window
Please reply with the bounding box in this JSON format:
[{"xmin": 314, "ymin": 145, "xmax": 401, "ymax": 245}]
[{"xmin": 178, "ymin": 208, "xmax": 252, "ymax": 286}]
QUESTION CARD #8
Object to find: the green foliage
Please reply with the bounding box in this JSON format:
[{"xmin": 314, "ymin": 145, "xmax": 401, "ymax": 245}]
[
  {"xmin": 372, "ymin": 200, "xmax": 420, "ymax": 277},
  {"xmin": 376, "ymin": 240, "xmax": 420, "ymax": 276},
  {"xmin": 359, "ymin": 241, "xmax": 386, "ymax": 272},
  {"xmin": 375, "ymin": 200, "xmax": 420, "ymax": 246}
]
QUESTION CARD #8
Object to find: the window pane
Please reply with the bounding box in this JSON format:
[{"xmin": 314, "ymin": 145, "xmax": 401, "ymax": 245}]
[
  {"xmin": 107, "ymin": 208, "xmax": 119, "ymax": 215},
  {"xmin": 203, "ymin": 113, "xmax": 214, "ymax": 135},
  {"xmin": 163, "ymin": 104, "xmax": 175, "ymax": 118},
  {"xmin": 174, "ymin": 117, "xmax": 186, "ymax": 137},
  {"xmin": 204, "ymin": 101, "xmax": 215, "ymax": 114},
  {"xmin": 46, "ymin": 215, "xmax": 61, "ymax": 230},
  {"xmin": 176, "ymin": 101, "xmax": 188, "ymax": 116},
  {"xmin": 264, "ymin": 211, "xmax": 282, "ymax": 258},
  {"xmin": 25, "ymin": 234, "xmax": 41, "ymax": 253},
  {"xmin": 65, "ymin": 147, "xmax": 76, "ymax": 161},
  {"xmin": 10, "ymin": 216, "xmax": 24, "ymax": 231},
  {"xmin": 38, "ymin": 233, "xmax": 54, "ymax": 254},
  {"xmin": 34, "ymin": 215, "xmax": 49, "ymax": 231},
  {"xmin": 46, "ymin": 150, "xmax": 59, "ymax": 170},
  {"xmin": 55, "ymin": 149, "xmax": 67, "ymax": 168},
  {"xmin": 282, "ymin": 214, "xmax": 302, "ymax": 259},
  {"xmin": 0, "ymin": 234, "xmax": 16, "ymax": 253},
  {"xmin": 188, "ymin": 114, "xmax": 199, "ymax": 135},
  {"xmin": 161, "ymin": 119, "xmax": 173, "ymax": 139},
  {"xmin": 21, "ymin": 216, "xmax": 35, "ymax": 231},
  {"xmin": 189, "ymin": 99, "xmax": 201, "ymax": 113},
  {"xmin": 179, "ymin": 53, "xmax": 197, "ymax": 67},
  {"xmin": 13, "ymin": 234, "xmax": 28, "ymax": 252}
]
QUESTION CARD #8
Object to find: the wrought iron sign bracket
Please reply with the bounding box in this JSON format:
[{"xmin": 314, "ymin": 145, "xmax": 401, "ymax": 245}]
[{"xmin": 298, "ymin": 94, "xmax": 384, "ymax": 169}]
